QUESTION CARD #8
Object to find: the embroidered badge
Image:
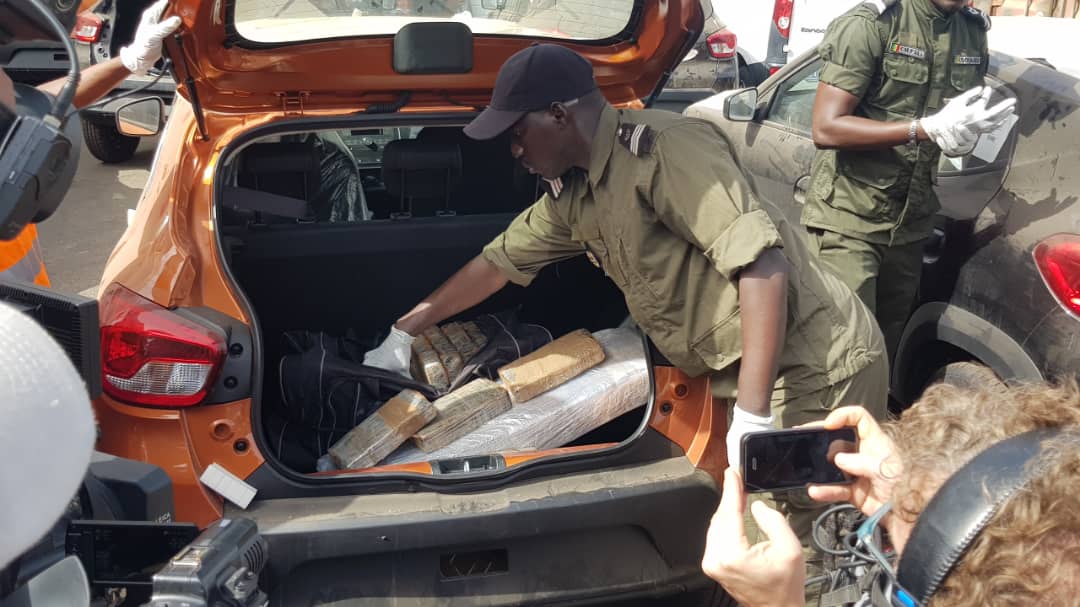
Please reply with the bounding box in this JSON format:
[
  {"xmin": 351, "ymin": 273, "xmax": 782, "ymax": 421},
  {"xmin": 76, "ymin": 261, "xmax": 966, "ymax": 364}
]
[
  {"xmin": 955, "ymin": 54, "xmax": 982, "ymax": 65},
  {"xmin": 889, "ymin": 43, "xmax": 926, "ymax": 60}
]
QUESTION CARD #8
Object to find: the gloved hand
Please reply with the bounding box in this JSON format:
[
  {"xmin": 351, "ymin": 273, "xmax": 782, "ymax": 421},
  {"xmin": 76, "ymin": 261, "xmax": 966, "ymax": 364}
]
[
  {"xmin": 921, "ymin": 86, "xmax": 1017, "ymax": 156},
  {"xmin": 119, "ymin": 0, "xmax": 182, "ymax": 76},
  {"xmin": 362, "ymin": 326, "xmax": 415, "ymax": 378},
  {"xmin": 726, "ymin": 404, "xmax": 775, "ymax": 471}
]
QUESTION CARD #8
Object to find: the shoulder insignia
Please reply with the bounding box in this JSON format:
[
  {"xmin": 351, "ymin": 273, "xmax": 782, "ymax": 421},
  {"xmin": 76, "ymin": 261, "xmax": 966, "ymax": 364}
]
[
  {"xmin": 541, "ymin": 177, "xmax": 564, "ymax": 199},
  {"xmin": 961, "ymin": 5, "xmax": 991, "ymax": 31},
  {"xmin": 616, "ymin": 123, "xmax": 656, "ymax": 157}
]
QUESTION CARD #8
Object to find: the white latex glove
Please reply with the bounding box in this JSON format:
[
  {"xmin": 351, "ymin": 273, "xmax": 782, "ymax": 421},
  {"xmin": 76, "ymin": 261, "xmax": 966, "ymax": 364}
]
[
  {"xmin": 120, "ymin": 0, "xmax": 182, "ymax": 76},
  {"xmin": 726, "ymin": 404, "xmax": 775, "ymax": 471},
  {"xmin": 921, "ymin": 86, "xmax": 1017, "ymax": 156},
  {"xmin": 362, "ymin": 326, "xmax": 415, "ymax": 378},
  {"xmin": 863, "ymin": 0, "xmax": 898, "ymax": 15}
]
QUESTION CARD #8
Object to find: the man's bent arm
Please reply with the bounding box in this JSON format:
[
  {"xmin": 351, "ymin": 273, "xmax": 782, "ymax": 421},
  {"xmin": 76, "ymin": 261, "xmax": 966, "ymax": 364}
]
[
  {"xmin": 395, "ymin": 255, "xmax": 509, "ymax": 336},
  {"xmin": 37, "ymin": 57, "xmax": 131, "ymax": 111},
  {"xmin": 811, "ymin": 82, "xmax": 928, "ymax": 151},
  {"xmin": 736, "ymin": 248, "xmax": 789, "ymax": 417}
]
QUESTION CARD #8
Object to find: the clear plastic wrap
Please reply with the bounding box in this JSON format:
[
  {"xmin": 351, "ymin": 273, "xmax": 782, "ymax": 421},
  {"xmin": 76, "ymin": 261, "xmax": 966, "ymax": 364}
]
[{"xmin": 383, "ymin": 328, "xmax": 648, "ymax": 465}]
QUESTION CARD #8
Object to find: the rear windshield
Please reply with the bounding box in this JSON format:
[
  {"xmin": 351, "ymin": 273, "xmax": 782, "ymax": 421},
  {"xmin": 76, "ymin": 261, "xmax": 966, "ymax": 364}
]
[{"xmin": 232, "ymin": 0, "xmax": 638, "ymax": 44}]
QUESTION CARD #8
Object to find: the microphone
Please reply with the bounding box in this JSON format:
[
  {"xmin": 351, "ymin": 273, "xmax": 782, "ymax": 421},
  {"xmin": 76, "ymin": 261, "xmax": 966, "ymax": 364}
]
[{"xmin": 0, "ymin": 301, "xmax": 95, "ymax": 568}]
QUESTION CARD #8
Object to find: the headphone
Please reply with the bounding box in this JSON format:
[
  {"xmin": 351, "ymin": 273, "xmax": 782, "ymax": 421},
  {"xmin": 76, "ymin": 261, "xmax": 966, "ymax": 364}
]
[
  {"xmin": 871, "ymin": 427, "xmax": 1076, "ymax": 607},
  {"xmin": 0, "ymin": 0, "xmax": 82, "ymax": 241}
]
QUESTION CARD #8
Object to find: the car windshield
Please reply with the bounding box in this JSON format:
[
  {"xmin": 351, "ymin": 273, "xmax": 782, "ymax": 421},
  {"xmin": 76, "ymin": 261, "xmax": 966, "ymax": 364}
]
[{"xmin": 232, "ymin": 0, "xmax": 638, "ymax": 43}]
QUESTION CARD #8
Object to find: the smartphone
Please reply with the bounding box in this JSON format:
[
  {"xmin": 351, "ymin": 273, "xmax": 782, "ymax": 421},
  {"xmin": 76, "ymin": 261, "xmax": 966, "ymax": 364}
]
[{"xmin": 741, "ymin": 427, "xmax": 858, "ymax": 493}]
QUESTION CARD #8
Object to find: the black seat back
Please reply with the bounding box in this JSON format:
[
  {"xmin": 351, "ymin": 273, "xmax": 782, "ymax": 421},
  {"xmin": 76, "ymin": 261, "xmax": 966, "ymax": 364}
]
[{"xmin": 380, "ymin": 139, "xmax": 462, "ymax": 218}]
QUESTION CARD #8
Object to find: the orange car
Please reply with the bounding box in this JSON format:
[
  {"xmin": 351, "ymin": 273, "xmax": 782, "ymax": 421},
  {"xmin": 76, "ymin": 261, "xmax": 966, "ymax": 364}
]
[{"xmin": 91, "ymin": 0, "xmax": 734, "ymax": 603}]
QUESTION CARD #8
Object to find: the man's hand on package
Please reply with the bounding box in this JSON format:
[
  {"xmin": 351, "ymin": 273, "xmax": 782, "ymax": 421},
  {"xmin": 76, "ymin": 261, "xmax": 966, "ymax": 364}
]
[
  {"xmin": 701, "ymin": 468, "xmax": 807, "ymax": 607},
  {"xmin": 120, "ymin": 0, "xmax": 182, "ymax": 76},
  {"xmin": 921, "ymin": 86, "xmax": 1017, "ymax": 157},
  {"xmin": 726, "ymin": 404, "xmax": 775, "ymax": 471},
  {"xmin": 806, "ymin": 405, "xmax": 901, "ymax": 518},
  {"xmin": 362, "ymin": 326, "xmax": 415, "ymax": 378}
]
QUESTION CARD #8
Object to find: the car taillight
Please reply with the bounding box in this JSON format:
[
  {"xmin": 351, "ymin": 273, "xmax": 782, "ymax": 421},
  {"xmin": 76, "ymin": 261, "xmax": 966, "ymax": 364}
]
[
  {"xmin": 707, "ymin": 29, "xmax": 737, "ymax": 59},
  {"xmin": 72, "ymin": 13, "xmax": 102, "ymax": 43},
  {"xmin": 772, "ymin": 0, "xmax": 794, "ymax": 39},
  {"xmin": 99, "ymin": 284, "xmax": 226, "ymax": 407},
  {"xmin": 1033, "ymin": 234, "xmax": 1080, "ymax": 318}
]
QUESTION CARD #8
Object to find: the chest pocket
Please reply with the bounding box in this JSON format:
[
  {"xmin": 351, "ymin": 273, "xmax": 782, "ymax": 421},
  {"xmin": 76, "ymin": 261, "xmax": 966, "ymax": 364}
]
[
  {"xmin": 950, "ymin": 63, "xmax": 981, "ymax": 93},
  {"xmin": 876, "ymin": 53, "xmax": 929, "ymax": 118},
  {"xmin": 571, "ymin": 222, "xmax": 626, "ymax": 285}
]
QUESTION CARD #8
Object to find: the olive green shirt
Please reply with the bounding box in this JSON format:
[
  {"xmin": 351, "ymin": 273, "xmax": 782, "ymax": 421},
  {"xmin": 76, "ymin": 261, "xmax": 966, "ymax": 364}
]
[
  {"xmin": 483, "ymin": 105, "xmax": 882, "ymax": 401},
  {"xmin": 803, "ymin": 0, "xmax": 989, "ymax": 245}
]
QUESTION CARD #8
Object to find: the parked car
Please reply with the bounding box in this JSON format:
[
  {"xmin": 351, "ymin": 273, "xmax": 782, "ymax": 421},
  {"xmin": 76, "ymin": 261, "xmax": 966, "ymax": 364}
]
[
  {"xmin": 88, "ymin": 0, "xmax": 737, "ymax": 604},
  {"xmin": 686, "ymin": 47, "xmax": 1080, "ymax": 405},
  {"xmin": 0, "ymin": 0, "xmax": 90, "ymax": 86},
  {"xmin": 72, "ymin": 0, "xmax": 175, "ymax": 162},
  {"xmin": 710, "ymin": 0, "xmax": 856, "ymax": 87}
]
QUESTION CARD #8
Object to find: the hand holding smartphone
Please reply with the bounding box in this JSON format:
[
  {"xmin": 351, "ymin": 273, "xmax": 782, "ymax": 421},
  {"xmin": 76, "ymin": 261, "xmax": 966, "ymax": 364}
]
[{"xmin": 741, "ymin": 427, "xmax": 858, "ymax": 493}]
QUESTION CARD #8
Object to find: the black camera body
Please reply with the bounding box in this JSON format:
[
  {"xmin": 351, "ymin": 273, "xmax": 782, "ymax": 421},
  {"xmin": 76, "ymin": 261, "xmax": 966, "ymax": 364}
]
[{"xmin": 148, "ymin": 518, "xmax": 269, "ymax": 607}]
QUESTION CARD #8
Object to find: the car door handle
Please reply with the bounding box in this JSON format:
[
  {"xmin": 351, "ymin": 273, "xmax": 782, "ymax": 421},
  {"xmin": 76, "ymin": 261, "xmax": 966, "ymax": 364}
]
[{"xmin": 793, "ymin": 175, "xmax": 810, "ymax": 205}]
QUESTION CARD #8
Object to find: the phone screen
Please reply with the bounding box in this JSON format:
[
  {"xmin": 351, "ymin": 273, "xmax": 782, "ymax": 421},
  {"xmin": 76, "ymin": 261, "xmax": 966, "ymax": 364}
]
[{"xmin": 741, "ymin": 427, "xmax": 857, "ymax": 493}]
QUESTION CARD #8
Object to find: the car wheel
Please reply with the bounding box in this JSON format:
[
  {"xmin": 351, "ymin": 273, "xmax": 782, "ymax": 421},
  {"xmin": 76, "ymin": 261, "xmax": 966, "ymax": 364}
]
[
  {"xmin": 927, "ymin": 361, "xmax": 1005, "ymax": 392},
  {"xmin": 82, "ymin": 120, "xmax": 140, "ymax": 164}
]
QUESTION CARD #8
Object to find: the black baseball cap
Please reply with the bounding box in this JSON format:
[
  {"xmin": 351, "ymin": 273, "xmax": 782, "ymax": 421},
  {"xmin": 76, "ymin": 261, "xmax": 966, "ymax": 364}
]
[{"xmin": 464, "ymin": 44, "xmax": 598, "ymax": 141}]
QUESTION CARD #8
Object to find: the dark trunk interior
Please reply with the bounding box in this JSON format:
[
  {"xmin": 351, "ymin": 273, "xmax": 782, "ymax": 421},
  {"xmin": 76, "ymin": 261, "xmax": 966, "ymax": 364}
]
[{"xmin": 223, "ymin": 199, "xmax": 638, "ymax": 473}]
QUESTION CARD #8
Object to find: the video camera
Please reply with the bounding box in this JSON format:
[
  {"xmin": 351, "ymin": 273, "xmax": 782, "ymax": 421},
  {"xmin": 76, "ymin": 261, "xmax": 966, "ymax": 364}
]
[{"xmin": 0, "ymin": 0, "xmax": 82, "ymax": 240}]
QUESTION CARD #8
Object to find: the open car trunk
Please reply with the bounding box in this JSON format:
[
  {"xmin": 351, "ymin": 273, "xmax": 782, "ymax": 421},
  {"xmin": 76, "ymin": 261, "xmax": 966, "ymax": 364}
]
[{"xmin": 217, "ymin": 120, "xmax": 648, "ymax": 477}]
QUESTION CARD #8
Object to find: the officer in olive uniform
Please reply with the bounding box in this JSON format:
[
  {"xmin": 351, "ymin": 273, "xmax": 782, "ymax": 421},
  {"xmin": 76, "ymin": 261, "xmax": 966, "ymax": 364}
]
[
  {"xmin": 805, "ymin": 0, "xmax": 1015, "ymax": 362},
  {"xmin": 365, "ymin": 43, "xmax": 887, "ymax": 541}
]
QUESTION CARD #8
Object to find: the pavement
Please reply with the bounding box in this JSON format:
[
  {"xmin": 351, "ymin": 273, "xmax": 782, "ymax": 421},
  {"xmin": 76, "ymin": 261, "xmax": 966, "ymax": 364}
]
[{"xmin": 36, "ymin": 136, "xmax": 159, "ymax": 297}]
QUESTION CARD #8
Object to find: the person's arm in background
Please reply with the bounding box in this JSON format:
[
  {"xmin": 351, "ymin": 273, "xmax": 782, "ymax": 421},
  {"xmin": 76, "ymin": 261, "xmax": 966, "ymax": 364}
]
[
  {"xmin": 37, "ymin": 0, "xmax": 179, "ymax": 110},
  {"xmin": 37, "ymin": 57, "xmax": 129, "ymax": 110}
]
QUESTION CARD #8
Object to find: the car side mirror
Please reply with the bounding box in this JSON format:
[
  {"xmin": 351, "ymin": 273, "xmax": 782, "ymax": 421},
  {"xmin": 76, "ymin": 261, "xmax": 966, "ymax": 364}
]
[
  {"xmin": 723, "ymin": 88, "xmax": 757, "ymax": 122},
  {"xmin": 115, "ymin": 97, "xmax": 164, "ymax": 137}
]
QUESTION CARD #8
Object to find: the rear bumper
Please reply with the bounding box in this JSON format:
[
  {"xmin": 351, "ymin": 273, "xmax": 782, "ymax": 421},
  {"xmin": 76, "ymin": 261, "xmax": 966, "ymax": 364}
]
[{"xmin": 233, "ymin": 456, "xmax": 723, "ymax": 606}]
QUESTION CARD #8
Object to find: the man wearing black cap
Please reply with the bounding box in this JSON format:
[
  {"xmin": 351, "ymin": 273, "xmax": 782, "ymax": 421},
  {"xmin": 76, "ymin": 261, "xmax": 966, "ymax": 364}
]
[{"xmin": 364, "ymin": 43, "xmax": 886, "ymax": 538}]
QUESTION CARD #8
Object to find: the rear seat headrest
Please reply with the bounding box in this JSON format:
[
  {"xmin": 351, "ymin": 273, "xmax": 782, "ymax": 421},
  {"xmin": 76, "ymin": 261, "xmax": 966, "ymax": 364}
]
[
  {"xmin": 381, "ymin": 139, "xmax": 462, "ymax": 174},
  {"xmin": 241, "ymin": 140, "xmax": 321, "ymax": 175}
]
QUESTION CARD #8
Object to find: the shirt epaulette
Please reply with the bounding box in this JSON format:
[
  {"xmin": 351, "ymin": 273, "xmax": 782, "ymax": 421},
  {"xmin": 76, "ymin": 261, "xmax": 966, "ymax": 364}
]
[
  {"xmin": 616, "ymin": 123, "xmax": 656, "ymax": 157},
  {"xmin": 859, "ymin": 0, "xmax": 895, "ymax": 17},
  {"xmin": 961, "ymin": 5, "xmax": 991, "ymax": 31}
]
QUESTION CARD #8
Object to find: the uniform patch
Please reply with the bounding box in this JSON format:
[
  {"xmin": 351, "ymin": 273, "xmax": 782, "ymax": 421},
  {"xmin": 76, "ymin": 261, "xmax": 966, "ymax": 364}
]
[
  {"xmin": 955, "ymin": 54, "xmax": 982, "ymax": 65},
  {"xmin": 889, "ymin": 43, "xmax": 926, "ymax": 60},
  {"xmin": 962, "ymin": 5, "xmax": 991, "ymax": 31},
  {"xmin": 616, "ymin": 123, "xmax": 656, "ymax": 157}
]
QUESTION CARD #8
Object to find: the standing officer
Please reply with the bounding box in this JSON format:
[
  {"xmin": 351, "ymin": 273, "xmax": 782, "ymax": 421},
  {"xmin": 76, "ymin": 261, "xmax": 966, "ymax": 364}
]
[
  {"xmin": 804, "ymin": 0, "xmax": 1015, "ymax": 361},
  {"xmin": 364, "ymin": 44, "xmax": 887, "ymax": 537}
]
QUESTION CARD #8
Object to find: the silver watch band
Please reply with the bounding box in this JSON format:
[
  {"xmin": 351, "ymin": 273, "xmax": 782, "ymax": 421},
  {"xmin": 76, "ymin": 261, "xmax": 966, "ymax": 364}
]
[{"xmin": 908, "ymin": 120, "xmax": 919, "ymax": 145}]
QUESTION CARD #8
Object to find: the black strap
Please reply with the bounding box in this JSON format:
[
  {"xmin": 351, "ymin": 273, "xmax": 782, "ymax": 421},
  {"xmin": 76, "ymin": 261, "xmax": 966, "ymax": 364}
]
[
  {"xmin": 222, "ymin": 185, "xmax": 310, "ymax": 219},
  {"xmin": 896, "ymin": 428, "xmax": 1075, "ymax": 604}
]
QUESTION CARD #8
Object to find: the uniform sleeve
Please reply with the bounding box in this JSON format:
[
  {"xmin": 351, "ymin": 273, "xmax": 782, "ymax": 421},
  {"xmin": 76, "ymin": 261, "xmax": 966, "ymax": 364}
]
[
  {"xmin": 645, "ymin": 124, "xmax": 783, "ymax": 281},
  {"xmin": 817, "ymin": 15, "xmax": 883, "ymax": 99},
  {"xmin": 481, "ymin": 194, "xmax": 584, "ymax": 287}
]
